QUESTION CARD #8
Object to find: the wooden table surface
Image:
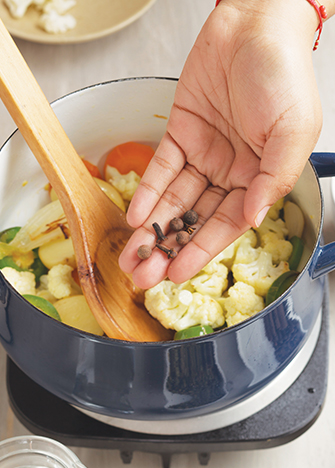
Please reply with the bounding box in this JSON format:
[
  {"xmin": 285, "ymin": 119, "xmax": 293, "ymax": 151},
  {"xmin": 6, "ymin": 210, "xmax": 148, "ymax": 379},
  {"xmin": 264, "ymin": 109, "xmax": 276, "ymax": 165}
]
[{"xmin": 1, "ymin": 1, "xmax": 335, "ymax": 467}]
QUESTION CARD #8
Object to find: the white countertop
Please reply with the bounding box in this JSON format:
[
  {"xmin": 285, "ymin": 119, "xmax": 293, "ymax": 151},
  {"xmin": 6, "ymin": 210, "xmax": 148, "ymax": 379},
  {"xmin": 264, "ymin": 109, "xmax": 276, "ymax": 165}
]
[{"xmin": 1, "ymin": 1, "xmax": 335, "ymax": 467}]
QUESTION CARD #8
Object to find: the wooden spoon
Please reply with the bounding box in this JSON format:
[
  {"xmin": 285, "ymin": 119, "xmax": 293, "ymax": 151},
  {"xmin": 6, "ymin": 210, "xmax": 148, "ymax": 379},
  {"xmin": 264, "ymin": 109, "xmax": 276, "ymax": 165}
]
[{"xmin": 0, "ymin": 19, "xmax": 172, "ymax": 342}]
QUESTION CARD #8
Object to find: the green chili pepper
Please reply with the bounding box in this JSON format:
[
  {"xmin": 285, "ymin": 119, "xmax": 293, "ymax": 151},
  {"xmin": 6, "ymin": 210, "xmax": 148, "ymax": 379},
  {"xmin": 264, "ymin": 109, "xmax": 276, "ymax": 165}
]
[
  {"xmin": 174, "ymin": 324, "xmax": 214, "ymax": 340},
  {"xmin": 0, "ymin": 227, "xmax": 28, "ymax": 271},
  {"xmin": 265, "ymin": 270, "xmax": 299, "ymax": 306},
  {"xmin": 0, "ymin": 226, "xmax": 21, "ymax": 244},
  {"xmin": 22, "ymin": 294, "xmax": 61, "ymax": 321},
  {"xmin": 289, "ymin": 236, "xmax": 304, "ymax": 271},
  {"xmin": 30, "ymin": 252, "xmax": 48, "ymax": 283},
  {"xmin": 0, "ymin": 225, "xmax": 47, "ymax": 281},
  {"xmin": 0, "ymin": 256, "xmax": 23, "ymax": 271}
]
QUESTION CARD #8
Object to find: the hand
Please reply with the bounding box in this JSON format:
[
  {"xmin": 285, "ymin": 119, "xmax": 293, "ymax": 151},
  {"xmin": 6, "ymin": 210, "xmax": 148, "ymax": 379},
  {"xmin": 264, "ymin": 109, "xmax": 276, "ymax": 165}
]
[{"xmin": 119, "ymin": 0, "xmax": 323, "ymax": 289}]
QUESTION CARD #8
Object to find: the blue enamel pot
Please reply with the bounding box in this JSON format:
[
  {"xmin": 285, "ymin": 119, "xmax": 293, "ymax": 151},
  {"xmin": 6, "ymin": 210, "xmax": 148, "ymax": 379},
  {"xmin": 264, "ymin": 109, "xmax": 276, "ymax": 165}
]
[{"xmin": 0, "ymin": 78, "xmax": 334, "ymax": 433}]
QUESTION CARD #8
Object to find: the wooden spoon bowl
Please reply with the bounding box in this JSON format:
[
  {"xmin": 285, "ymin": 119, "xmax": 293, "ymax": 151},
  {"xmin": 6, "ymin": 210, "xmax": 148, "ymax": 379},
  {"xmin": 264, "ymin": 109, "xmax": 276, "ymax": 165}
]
[{"xmin": 0, "ymin": 19, "xmax": 172, "ymax": 341}]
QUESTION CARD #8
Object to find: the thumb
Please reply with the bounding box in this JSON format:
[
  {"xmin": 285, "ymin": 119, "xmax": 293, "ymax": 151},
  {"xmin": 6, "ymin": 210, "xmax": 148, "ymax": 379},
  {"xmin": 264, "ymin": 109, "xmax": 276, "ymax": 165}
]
[{"xmin": 243, "ymin": 143, "xmax": 315, "ymax": 228}]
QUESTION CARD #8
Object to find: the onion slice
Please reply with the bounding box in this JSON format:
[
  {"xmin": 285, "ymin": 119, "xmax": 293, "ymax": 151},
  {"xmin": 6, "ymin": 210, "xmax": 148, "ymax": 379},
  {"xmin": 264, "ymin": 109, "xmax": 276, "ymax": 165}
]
[{"xmin": 9, "ymin": 200, "xmax": 68, "ymax": 252}]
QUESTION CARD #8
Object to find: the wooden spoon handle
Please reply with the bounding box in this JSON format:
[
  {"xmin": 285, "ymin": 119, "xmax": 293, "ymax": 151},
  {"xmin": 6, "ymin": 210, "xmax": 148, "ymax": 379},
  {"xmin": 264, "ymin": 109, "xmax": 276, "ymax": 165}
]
[{"xmin": 0, "ymin": 19, "xmax": 102, "ymax": 216}]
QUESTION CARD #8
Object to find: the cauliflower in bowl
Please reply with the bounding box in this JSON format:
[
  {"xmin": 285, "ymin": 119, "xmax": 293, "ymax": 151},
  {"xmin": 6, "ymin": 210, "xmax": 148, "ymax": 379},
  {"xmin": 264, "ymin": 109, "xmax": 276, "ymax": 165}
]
[
  {"xmin": 4, "ymin": 0, "xmax": 77, "ymax": 34},
  {"xmin": 218, "ymin": 282, "xmax": 264, "ymax": 327},
  {"xmin": 145, "ymin": 281, "xmax": 226, "ymax": 332}
]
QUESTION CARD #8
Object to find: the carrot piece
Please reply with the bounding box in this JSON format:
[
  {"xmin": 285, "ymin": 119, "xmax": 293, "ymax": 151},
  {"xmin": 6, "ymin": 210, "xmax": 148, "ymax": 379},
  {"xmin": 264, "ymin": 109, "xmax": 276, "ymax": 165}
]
[
  {"xmin": 104, "ymin": 142, "xmax": 154, "ymax": 177},
  {"xmin": 82, "ymin": 159, "xmax": 103, "ymax": 179}
]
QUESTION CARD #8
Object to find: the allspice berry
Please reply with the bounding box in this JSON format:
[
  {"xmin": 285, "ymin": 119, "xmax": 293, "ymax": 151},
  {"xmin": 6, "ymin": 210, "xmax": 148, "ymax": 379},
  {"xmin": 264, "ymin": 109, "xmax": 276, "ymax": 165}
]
[
  {"xmin": 169, "ymin": 217, "xmax": 184, "ymax": 232},
  {"xmin": 137, "ymin": 244, "xmax": 152, "ymax": 260},
  {"xmin": 183, "ymin": 209, "xmax": 198, "ymax": 226},
  {"xmin": 176, "ymin": 231, "xmax": 190, "ymax": 246}
]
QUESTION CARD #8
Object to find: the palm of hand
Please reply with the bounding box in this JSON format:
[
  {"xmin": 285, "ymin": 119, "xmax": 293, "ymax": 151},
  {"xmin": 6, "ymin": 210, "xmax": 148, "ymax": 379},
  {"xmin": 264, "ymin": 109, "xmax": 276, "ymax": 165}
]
[{"xmin": 119, "ymin": 8, "xmax": 322, "ymax": 289}]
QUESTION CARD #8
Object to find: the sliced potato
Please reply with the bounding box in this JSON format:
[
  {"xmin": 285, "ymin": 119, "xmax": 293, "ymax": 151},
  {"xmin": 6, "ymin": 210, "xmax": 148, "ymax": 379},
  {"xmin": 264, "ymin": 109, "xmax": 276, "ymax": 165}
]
[
  {"xmin": 53, "ymin": 295, "xmax": 104, "ymax": 335},
  {"xmin": 283, "ymin": 201, "xmax": 305, "ymax": 239},
  {"xmin": 50, "ymin": 177, "xmax": 125, "ymax": 212},
  {"xmin": 38, "ymin": 237, "xmax": 76, "ymax": 270},
  {"xmin": 94, "ymin": 178, "xmax": 126, "ymax": 211}
]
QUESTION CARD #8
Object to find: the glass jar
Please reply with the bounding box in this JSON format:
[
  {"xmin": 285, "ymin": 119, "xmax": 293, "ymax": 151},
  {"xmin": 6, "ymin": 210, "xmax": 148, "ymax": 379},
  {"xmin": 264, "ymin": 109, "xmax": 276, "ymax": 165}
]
[{"xmin": 0, "ymin": 436, "xmax": 87, "ymax": 468}]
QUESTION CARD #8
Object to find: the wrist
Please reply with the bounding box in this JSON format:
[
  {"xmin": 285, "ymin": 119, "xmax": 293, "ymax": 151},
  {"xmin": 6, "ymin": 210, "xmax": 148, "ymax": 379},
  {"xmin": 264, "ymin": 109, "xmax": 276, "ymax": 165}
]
[{"xmin": 214, "ymin": 0, "xmax": 324, "ymax": 51}]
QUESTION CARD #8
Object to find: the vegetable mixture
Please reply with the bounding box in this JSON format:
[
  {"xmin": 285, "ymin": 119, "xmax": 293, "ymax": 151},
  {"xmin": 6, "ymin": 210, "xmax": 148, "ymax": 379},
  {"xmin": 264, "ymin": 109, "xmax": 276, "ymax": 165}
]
[{"xmin": 0, "ymin": 141, "xmax": 305, "ymax": 340}]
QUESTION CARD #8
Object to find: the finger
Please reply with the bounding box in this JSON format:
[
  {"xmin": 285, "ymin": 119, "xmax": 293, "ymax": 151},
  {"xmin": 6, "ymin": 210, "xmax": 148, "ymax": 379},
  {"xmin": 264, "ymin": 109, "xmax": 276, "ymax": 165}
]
[
  {"xmin": 119, "ymin": 164, "xmax": 210, "ymax": 276},
  {"xmin": 131, "ymin": 243, "xmax": 174, "ymax": 290},
  {"xmin": 142, "ymin": 163, "xmax": 209, "ymax": 232},
  {"xmin": 125, "ymin": 187, "xmax": 250, "ymax": 289},
  {"xmin": 126, "ymin": 132, "xmax": 185, "ymax": 228},
  {"xmin": 119, "ymin": 181, "xmax": 228, "ymax": 288},
  {"xmin": 118, "ymin": 225, "xmax": 156, "ymax": 275},
  {"xmin": 133, "ymin": 185, "xmax": 227, "ymax": 285}
]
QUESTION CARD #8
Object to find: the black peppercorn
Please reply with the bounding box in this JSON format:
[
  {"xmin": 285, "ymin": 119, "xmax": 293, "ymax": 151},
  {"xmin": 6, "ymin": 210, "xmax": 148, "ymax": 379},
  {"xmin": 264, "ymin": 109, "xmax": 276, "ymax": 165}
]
[
  {"xmin": 169, "ymin": 217, "xmax": 184, "ymax": 231},
  {"xmin": 176, "ymin": 231, "xmax": 190, "ymax": 245},
  {"xmin": 137, "ymin": 244, "xmax": 152, "ymax": 260},
  {"xmin": 183, "ymin": 209, "xmax": 198, "ymax": 225}
]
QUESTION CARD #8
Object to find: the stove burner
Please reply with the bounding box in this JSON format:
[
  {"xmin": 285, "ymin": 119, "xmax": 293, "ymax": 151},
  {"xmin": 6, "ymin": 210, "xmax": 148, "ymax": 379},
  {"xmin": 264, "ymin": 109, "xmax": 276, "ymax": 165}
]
[{"xmin": 6, "ymin": 288, "xmax": 329, "ymax": 468}]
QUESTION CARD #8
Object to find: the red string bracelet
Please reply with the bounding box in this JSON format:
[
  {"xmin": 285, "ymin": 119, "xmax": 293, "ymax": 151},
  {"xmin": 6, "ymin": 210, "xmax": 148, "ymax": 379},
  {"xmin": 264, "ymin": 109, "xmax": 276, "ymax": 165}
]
[
  {"xmin": 214, "ymin": 0, "xmax": 327, "ymax": 50},
  {"xmin": 306, "ymin": 0, "xmax": 327, "ymax": 50}
]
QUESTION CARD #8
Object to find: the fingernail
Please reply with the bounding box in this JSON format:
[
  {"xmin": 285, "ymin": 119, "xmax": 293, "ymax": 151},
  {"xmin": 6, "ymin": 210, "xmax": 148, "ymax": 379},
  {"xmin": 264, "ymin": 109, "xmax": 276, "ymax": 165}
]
[{"xmin": 255, "ymin": 206, "xmax": 270, "ymax": 227}]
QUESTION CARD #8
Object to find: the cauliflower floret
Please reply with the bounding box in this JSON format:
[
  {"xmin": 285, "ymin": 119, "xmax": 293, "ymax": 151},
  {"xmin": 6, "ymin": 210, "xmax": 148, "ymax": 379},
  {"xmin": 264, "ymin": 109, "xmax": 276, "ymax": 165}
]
[
  {"xmin": 106, "ymin": 167, "xmax": 141, "ymax": 202},
  {"xmin": 46, "ymin": 264, "xmax": 81, "ymax": 299},
  {"xmin": 1, "ymin": 267, "xmax": 36, "ymax": 295},
  {"xmin": 36, "ymin": 274, "xmax": 57, "ymax": 303},
  {"xmin": 219, "ymin": 282, "xmax": 264, "ymax": 327},
  {"xmin": 144, "ymin": 281, "xmax": 191, "ymax": 330},
  {"xmin": 176, "ymin": 293, "xmax": 224, "ymax": 331},
  {"xmin": 261, "ymin": 231, "xmax": 293, "ymax": 264},
  {"xmin": 267, "ymin": 198, "xmax": 284, "ymax": 220},
  {"xmin": 39, "ymin": 9, "xmax": 76, "ymax": 33},
  {"xmin": 234, "ymin": 229, "xmax": 259, "ymax": 264},
  {"xmin": 37, "ymin": 273, "xmax": 49, "ymax": 291},
  {"xmin": 4, "ymin": 0, "xmax": 32, "ymax": 18},
  {"xmin": 144, "ymin": 281, "xmax": 225, "ymax": 331},
  {"xmin": 232, "ymin": 251, "xmax": 290, "ymax": 297},
  {"xmin": 190, "ymin": 262, "xmax": 229, "ymax": 297},
  {"xmin": 4, "ymin": 0, "xmax": 77, "ymax": 34},
  {"xmin": 255, "ymin": 216, "xmax": 288, "ymax": 241},
  {"xmin": 36, "ymin": 288, "xmax": 57, "ymax": 303},
  {"xmin": 214, "ymin": 242, "xmax": 237, "ymax": 269},
  {"xmin": 212, "ymin": 230, "xmax": 257, "ymax": 269}
]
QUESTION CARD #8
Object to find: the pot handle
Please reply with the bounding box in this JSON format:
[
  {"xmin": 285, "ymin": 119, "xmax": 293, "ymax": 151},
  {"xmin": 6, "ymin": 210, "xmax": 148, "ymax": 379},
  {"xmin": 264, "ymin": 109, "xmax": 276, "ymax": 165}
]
[
  {"xmin": 310, "ymin": 243, "xmax": 335, "ymax": 279},
  {"xmin": 308, "ymin": 152, "xmax": 335, "ymax": 278},
  {"xmin": 310, "ymin": 152, "xmax": 335, "ymax": 177}
]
